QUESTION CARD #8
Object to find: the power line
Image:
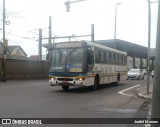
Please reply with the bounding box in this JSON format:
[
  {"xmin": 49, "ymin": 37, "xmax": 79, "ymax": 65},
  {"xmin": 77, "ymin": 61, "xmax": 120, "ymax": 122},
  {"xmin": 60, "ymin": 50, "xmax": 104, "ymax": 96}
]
[
  {"xmin": 9, "ymin": 39, "xmax": 38, "ymax": 46},
  {"xmin": 9, "ymin": 33, "xmax": 38, "ymax": 41}
]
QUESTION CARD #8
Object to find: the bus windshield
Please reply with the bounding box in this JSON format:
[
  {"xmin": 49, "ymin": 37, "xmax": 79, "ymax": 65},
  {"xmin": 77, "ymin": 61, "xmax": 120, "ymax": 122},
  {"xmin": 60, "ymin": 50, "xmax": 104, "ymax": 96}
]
[{"xmin": 50, "ymin": 48, "xmax": 84, "ymax": 72}]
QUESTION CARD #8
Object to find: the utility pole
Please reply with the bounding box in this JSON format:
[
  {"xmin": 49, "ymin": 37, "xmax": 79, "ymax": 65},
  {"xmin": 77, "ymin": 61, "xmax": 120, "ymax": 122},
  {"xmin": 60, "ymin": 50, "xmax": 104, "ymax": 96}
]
[
  {"xmin": 91, "ymin": 24, "xmax": 94, "ymax": 42},
  {"xmin": 2, "ymin": 0, "xmax": 6, "ymax": 81},
  {"xmin": 39, "ymin": 29, "xmax": 42, "ymax": 61},
  {"xmin": 151, "ymin": 0, "xmax": 160, "ymax": 121},
  {"xmin": 48, "ymin": 16, "xmax": 52, "ymax": 62},
  {"xmin": 147, "ymin": 0, "xmax": 151, "ymax": 94},
  {"xmin": 114, "ymin": 2, "xmax": 122, "ymax": 49}
]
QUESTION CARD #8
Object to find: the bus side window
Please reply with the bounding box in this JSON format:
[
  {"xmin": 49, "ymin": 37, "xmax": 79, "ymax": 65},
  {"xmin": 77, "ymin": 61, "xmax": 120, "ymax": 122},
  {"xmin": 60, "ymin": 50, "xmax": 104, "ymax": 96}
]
[
  {"xmin": 95, "ymin": 48, "xmax": 101, "ymax": 63},
  {"xmin": 115, "ymin": 54, "xmax": 118, "ymax": 65},
  {"xmin": 106, "ymin": 51, "xmax": 109, "ymax": 64},
  {"xmin": 122, "ymin": 55, "xmax": 126, "ymax": 65},
  {"xmin": 104, "ymin": 51, "xmax": 106, "ymax": 63},
  {"xmin": 101, "ymin": 50, "xmax": 106, "ymax": 63},
  {"xmin": 117, "ymin": 54, "xmax": 120, "ymax": 65},
  {"xmin": 110, "ymin": 52, "xmax": 113, "ymax": 64},
  {"xmin": 119, "ymin": 55, "xmax": 122, "ymax": 65},
  {"xmin": 122, "ymin": 56, "xmax": 125, "ymax": 65},
  {"xmin": 109, "ymin": 52, "xmax": 111, "ymax": 64},
  {"xmin": 112, "ymin": 53, "xmax": 115, "ymax": 64},
  {"xmin": 87, "ymin": 49, "xmax": 94, "ymax": 65},
  {"xmin": 124, "ymin": 56, "xmax": 127, "ymax": 65},
  {"xmin": 122, "ymin": 55, "xmax": 124, "ymax": 65}
]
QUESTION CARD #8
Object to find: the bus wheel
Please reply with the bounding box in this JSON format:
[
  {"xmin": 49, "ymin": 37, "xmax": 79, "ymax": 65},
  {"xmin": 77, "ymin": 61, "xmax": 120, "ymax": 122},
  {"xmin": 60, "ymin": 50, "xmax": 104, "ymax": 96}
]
[
  {"xmin": 62, "ymin": 86, "xmax": 69, "ymax": 91},
  {"xmin": 115, "ymin": 74, "xmax": 120, "ymax": 85},
  {"xmin": 92, "ymin": 77, "xmax": 99, "ymax": 90}
]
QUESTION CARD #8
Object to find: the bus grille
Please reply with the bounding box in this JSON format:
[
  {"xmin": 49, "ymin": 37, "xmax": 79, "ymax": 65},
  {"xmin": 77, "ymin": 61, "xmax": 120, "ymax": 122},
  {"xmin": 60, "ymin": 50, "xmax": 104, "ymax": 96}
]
[{"xmin": 57, "ymin": 78, "xmax": 73, "ymax": 81}]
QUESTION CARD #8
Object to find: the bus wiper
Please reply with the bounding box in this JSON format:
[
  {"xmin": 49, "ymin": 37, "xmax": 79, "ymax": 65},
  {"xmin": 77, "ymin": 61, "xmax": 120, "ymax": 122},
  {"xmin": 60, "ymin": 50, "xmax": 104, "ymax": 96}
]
[{"xmin": 69, "ymin": 48, "xmax": 77, "ymax": 56}]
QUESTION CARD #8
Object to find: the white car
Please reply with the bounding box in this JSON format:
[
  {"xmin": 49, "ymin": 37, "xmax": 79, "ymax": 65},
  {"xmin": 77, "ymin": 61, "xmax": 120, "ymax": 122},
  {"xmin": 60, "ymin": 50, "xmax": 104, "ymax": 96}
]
[{"xmin": 127, "ymin": 69, "xmax": 144, "ymax": 80}]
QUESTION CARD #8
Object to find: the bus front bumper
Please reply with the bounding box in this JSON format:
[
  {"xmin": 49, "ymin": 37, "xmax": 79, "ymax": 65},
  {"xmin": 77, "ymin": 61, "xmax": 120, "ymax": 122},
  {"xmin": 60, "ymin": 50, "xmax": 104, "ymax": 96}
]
[{"xmin": 49, "ymin": 77, "xmax": 85, "ymax": 86}]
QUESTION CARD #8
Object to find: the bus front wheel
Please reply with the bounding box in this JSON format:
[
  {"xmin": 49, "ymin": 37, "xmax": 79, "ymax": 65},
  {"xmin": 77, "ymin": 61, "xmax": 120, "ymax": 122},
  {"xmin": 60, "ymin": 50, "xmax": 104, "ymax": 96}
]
[
  {"xmin": 62, "ymin": 86, "xmax": 69, "ymax": 91},
  {"xmin": 92, "ymin": 77, "xmax": 99, "ymax": 90},
  {"xmin": 115, "ymin": 74, "xmax": 120, "ymax": 85}
]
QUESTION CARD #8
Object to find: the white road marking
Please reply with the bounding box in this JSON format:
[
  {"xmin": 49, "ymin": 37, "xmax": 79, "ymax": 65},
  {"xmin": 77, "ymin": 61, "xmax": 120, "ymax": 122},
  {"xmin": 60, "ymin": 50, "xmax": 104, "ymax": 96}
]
[{"xmin": 118, "ymin": 84, "xmax": 140, "ymax": 97}]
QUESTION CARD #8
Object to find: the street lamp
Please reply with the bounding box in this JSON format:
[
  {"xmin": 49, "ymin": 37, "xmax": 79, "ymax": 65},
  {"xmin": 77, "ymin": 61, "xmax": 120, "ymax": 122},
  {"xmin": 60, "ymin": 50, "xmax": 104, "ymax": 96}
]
[
  {"xmin": 114, "ymin": 2, "xmax": 122, "ymax": 49},
  {"xmin": 146, "ymin": 0, "xmax": 158, "ymax": 94},
  {"xmin": 64, "ymin": 0, "xmax": 86, "ymax": 12},
  {"xmin": 2, "ymin": 0, "xmax": 6, "ymax": 81}
]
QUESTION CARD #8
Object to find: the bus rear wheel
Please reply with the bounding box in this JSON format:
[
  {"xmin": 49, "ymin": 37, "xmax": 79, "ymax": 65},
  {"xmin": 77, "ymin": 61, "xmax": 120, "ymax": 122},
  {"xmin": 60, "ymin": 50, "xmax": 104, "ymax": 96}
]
[{"xmin": 62, "ymin": 86, "xmax": 69, "ymax": 91}]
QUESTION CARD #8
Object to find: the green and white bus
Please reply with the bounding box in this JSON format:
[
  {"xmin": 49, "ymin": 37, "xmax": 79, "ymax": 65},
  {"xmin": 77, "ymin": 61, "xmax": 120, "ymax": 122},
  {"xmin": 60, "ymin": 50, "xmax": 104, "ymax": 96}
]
[{"xmin": 49, "ymin": 41, "xmax": 127, "ymax": 91}]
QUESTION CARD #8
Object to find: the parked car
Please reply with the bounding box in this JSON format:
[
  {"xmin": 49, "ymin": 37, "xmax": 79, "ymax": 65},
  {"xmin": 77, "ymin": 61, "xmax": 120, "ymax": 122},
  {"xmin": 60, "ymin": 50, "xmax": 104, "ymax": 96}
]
[
  {"xmin": 151, "ymin": 70, "xmax": 154, "ymax": 78},
  {"xmin": 127, "ymin": 69, "xmax": 144, "ymax": 80},
  {"xmin": 142, "ymin": 69, "xmax": 147, "ymax": 75}
]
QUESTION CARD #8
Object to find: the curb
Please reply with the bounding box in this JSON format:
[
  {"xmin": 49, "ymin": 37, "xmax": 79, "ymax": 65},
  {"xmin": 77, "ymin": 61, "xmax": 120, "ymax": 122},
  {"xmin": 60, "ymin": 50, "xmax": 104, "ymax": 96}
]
[
  {"xmin": 137, "ymin": 86, "xmax": 152, "ymax": 100},
  {"xmin": 138, "ymin": 92, "xmax": 152, "ymax": 100},
  {"xmin": 137, "ymin": 87, "xmax": 152, "ymax": 127}
]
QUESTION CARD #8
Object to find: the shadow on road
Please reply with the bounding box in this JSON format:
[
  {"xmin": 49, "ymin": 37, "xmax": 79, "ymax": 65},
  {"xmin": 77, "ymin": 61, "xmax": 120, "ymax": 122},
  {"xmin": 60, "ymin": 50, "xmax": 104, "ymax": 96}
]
[{"xmin": 55, "ymin": 83, "xmax": 124, "ymax": 93}]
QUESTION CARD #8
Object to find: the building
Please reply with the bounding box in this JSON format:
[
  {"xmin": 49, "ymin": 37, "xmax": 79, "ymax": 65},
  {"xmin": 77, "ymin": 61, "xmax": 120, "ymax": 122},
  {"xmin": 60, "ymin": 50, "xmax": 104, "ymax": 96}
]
[
  {"xmin": 95, "ymin": 39, "xmax": 148, "ymax": 70},
  {"xmin": 7, "ymin": 45, "xmax": 28, "ymax": 60},
  {"xmin": 0, "ymin": 43, "xmax": 28, "ymax": 60},
  {"xmin": 0, "ymin": 41, "xmax": 10, "ymax": 58}
]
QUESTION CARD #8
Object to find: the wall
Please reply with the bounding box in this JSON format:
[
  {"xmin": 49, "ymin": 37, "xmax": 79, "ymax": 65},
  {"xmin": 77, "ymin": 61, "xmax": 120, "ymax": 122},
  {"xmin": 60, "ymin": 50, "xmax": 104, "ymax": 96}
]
[
  {"xmin": 142, "ymin": 58, "xmax": 147, "ymax": 68},
  {"xmin": 0, "ymin": 59, "xmax": 50, "ymax": 80},
  {"xmin": 135, "ymin": 57, "xmax": 140, "ymax": 68},
  {"xmin": 127, "ymin": 56, "xmax": 133, "ymax": 70}
]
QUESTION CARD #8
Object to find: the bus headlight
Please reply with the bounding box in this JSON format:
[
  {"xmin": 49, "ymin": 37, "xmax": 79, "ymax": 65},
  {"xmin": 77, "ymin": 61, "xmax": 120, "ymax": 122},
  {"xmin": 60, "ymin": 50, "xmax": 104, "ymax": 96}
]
[
  {"xmin": 75, "ymin": 77, "xmax": 85, "ymax": 81},
  {"xmin": 49, "ymin": 77, "xmax": 56, "ymax": 80}
]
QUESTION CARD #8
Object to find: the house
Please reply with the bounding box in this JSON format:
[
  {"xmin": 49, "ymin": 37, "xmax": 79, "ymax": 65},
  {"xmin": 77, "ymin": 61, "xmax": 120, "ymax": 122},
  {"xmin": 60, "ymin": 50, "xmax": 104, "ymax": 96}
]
[
  {"xmin": 0, "ymin": 41, "xmax": 10, "ymax": 58},
  {"xmin": 7, "ymin": 45, "xmax": 28, "ymax": 60}
]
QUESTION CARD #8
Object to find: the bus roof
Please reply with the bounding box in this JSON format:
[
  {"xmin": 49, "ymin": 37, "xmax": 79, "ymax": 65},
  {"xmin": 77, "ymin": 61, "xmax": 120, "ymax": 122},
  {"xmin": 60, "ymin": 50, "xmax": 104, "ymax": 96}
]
[
  {"xmin": 86, "ymin": 41, "xmax": 127, "ymax": 56},
  {"xmin": 53, "ymin": 41, "xmax": 127, "ymax": 56}
]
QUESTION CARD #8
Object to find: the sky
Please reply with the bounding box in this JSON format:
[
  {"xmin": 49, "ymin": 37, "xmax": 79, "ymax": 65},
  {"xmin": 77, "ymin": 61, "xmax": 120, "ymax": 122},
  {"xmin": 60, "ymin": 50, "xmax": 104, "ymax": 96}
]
[{"xmin": 0, "ymin": 0, "xmax": 159, "ymax": 57}]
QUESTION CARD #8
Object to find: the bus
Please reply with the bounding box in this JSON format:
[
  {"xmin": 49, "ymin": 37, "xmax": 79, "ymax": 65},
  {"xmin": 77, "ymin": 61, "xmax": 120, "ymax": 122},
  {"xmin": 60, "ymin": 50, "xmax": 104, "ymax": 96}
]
[{"xmin": 49, "ymin": 41, "xmax": 127, "ymax": 91}]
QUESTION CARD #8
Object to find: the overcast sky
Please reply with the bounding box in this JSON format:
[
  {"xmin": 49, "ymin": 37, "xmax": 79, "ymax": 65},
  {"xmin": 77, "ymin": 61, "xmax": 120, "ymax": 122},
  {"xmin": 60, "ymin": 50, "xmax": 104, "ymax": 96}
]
[{"xmin": 0, "ymin": 0, "xmax": 159, "ymax": 56}]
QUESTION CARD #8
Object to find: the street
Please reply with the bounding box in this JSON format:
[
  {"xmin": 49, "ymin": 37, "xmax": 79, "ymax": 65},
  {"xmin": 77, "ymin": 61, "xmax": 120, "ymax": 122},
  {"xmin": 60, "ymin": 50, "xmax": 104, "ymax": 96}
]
[{"xmin": 0, "ymin": 76, "xmax": 152, "ymax": 127}]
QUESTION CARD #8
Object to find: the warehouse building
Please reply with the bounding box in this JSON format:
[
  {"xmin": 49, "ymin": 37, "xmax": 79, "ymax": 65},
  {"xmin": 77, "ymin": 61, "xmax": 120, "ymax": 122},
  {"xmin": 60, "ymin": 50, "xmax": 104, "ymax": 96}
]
[{"xmin": 96, "ymin": 39, "xmax": 148, "ymax": 70}]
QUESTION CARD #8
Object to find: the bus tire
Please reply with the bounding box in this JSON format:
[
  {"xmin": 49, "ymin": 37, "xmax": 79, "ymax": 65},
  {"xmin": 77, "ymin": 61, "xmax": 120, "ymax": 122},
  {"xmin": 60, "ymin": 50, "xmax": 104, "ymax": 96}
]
[
  {"xmin": 62, "ymin": 86, "xmax": 69, "ymax": 91},
  {"xmin": 92, "ymin": 76, "xmax": 99, "ymax": 90},
  {"xmin": 115, "ymin": 74, "xmax": 120, "ymax": 85}
]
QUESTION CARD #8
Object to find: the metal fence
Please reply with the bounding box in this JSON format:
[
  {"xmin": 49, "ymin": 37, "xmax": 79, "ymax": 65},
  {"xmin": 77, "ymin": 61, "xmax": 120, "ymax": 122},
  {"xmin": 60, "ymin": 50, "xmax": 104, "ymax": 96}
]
[{"xmin": 0, "ymin": 59, "xmax": 50, "ymax": 80}]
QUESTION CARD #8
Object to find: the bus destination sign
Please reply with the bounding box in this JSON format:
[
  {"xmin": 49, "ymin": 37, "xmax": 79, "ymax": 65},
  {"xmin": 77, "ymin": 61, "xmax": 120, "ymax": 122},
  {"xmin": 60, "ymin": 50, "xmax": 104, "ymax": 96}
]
[{"xmin": 55, "ymin": 42, "xmax": 82, "ymax": 48}]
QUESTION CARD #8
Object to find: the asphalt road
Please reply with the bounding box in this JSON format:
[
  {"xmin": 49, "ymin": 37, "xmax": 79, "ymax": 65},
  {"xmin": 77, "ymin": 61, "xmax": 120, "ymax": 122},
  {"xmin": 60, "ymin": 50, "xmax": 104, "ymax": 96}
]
[{"xmin": 0, "ymin": 76, "xmax": 152, "ymax": 127}]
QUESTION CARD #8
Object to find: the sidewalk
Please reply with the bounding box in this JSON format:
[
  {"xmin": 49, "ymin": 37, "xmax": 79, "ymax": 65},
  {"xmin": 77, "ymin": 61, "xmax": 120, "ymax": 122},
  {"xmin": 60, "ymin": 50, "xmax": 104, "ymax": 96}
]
[
  {"xmin": 138, "ymin": 83, "xmax": 153, "ymax": 127},
  {"xmin": 138, "ymin": 83, "xmax": 153, "ymax": 100}
]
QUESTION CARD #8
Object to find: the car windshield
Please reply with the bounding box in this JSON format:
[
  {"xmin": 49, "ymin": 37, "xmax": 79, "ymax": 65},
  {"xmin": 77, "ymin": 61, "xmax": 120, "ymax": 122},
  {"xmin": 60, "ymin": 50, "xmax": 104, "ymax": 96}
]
[
  {"xmin": 50, "ymin": 48, "xmax": 84, "ymax": 72},
  {"xmin": 128, "ymin": 69, "xmax": 140, "ymax": 73}
]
